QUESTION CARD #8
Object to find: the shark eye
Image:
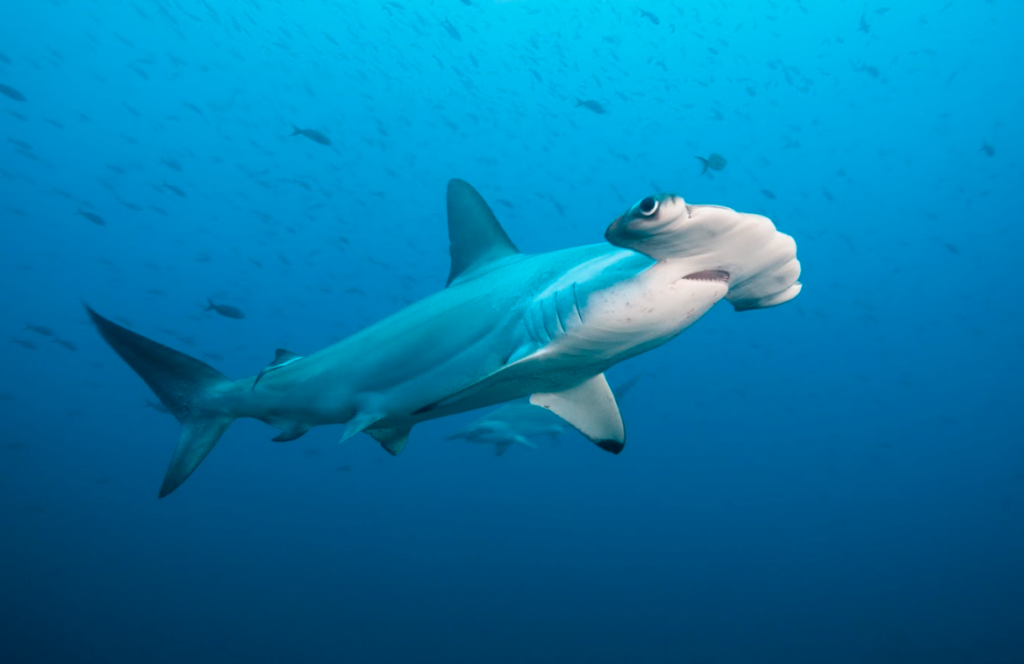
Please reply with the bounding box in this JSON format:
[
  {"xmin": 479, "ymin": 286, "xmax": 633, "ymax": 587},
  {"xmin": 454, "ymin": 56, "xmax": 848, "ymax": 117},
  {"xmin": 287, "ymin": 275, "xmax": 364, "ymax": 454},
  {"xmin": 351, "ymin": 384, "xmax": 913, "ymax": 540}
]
[{"xmin": 637, "ymin": 196, "xmax": 659, "ymax": 217}]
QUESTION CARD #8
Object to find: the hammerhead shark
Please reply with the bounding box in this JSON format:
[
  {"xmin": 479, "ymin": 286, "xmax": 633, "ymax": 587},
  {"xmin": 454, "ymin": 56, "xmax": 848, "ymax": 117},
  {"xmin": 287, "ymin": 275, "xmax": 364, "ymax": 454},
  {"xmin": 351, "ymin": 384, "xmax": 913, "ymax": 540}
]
[{"xmin": 88, "ymin": 180, "xmax": 801, "ymax": 497}]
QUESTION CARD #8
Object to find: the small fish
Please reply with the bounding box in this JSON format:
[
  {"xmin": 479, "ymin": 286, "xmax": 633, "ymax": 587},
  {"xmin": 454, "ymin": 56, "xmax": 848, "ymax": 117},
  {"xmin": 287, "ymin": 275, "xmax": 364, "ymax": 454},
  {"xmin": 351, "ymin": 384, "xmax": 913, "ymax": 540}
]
[
  {"xmin": 761, "ymin": 189, "xmax": 776, "ymax": 199},
  {"xmin": 639, "ymin": 9, "xmax": 660, "ymax": 24},
  {"xmin": 290, "ymin": 125, "xmax": 331, "ymax": 146},
  {"xmin": 205, "ymin": 298, "xmax": 245, "ymax": 319},
  {"xmin": 77, "ymin": 209, "xmax": 106, "ymax": 226},
  {"xmin": 12, "ymin": 339, "xmax": 37, "ymax": 350},
  {"xmin": 575, "ymin": 98, "xmax": 606, "ymax": 114},
  {"xmin": 8, "ymin": 138, "xmax": 31, "ymax": 150},
  {"xmin": 695, "ymin": 153, "xmax": 727, "ymax": 174},
  {"xmin": 160, "ymin": 157, "xmax": 183, "ymax": 172},
  {"xmin": 24, "ymin": 324, "xmax": 55, "ymax": 337},
  {"xmin": 0, "ymin": 83, "xmax": 26, "ymax": 102},
  {"xmin": 853, "ymin": 62, "xmax": 880, "ymax": 78},
  {"xmin": 50, "ymin": 188, "xmax": 76, "ymax": 200},
  {"xmin": 980, "ymin": 142, "xmax": 995, "ymax": 157},
  {"xmin": 442, "ymin": 18, "xmax": 462, "ymax": 41},
  {"xmin": 859, "ymin": 12, "xmax": 871, "ymax": 33},
  {"xmin": 53, "ymin": 338, "xmax": 77, "ymax": 351},
  {"xmin": 163, "ymin": 181, "xmax": 187, "ymax": 197}
]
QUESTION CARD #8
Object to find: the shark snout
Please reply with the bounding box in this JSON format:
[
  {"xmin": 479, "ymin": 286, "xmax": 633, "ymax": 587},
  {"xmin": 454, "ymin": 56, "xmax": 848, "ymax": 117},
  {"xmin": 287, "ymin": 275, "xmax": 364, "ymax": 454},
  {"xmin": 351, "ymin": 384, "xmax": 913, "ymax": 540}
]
[{"xmin": 605, "ymin": 214, "xmax": 628, "ymax": 244}]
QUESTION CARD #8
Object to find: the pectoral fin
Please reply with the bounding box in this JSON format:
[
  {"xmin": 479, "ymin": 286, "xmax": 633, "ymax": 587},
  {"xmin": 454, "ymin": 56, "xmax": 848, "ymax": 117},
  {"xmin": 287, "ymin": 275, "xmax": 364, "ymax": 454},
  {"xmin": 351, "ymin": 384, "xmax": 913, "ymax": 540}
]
[
  {"xmin": 340, "ymin": 411, "xmax": 384, "ymax": 444},
  {"xmin": 517, "ymin": 437, "xmax": 539, "ymax": 450},
  {"xmin": 367, "ymin": 426, "xmax": 412, "ymax": 456},
  {"xmin": 530, "ymin": 373, "xmax": 625, "ymax": 454},
  {"xmin": 412, "ymin": 348, "xmax": 548, "ymax": 415},
  {"xmin": 269, "ymin": 421, "xmax": 312, "ymax": 442},
  {"xmin": 495, "ymin": 435, "xmax": 536, "ymax": 456}
]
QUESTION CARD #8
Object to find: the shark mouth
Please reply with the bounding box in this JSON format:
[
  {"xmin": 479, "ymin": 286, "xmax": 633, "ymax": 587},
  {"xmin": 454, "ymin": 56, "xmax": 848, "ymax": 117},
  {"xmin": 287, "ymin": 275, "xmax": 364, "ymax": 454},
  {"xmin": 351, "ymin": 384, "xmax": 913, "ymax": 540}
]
[{"xmin": 683, "ymin": 270, "xmax": 730, "ymax": 283}]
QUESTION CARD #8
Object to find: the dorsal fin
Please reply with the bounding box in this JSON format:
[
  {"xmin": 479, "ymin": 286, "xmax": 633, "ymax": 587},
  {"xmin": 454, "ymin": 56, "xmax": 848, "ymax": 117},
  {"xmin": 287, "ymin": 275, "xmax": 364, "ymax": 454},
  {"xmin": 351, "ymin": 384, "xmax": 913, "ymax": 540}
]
[
  {"xmin": 446, "ymin": 179, "xmax": 519, "ymax": 286},
  {"xmin": 273, "ymin": 348, "xmax": 301, "ymax": 363},
  {"xmin": 252, "ymin": 348, "xmax": 304, "ymax": 391}
]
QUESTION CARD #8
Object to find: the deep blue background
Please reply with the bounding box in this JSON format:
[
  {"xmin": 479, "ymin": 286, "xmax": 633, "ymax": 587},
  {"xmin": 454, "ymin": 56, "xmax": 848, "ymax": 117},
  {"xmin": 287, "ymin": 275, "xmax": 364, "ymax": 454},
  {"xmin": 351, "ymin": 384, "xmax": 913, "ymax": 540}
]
[{"xmin": 2, "ymin": 1, "xmax": 1022, "ymax": 662}]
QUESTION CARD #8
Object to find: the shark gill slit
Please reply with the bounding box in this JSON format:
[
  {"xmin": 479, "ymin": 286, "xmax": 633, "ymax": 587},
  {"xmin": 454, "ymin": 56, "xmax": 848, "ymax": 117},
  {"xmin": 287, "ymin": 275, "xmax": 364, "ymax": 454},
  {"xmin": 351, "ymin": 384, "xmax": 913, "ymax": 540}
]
[{"xmin": 571, "ymin": 282, "xmax": 585, "ymax": 325}]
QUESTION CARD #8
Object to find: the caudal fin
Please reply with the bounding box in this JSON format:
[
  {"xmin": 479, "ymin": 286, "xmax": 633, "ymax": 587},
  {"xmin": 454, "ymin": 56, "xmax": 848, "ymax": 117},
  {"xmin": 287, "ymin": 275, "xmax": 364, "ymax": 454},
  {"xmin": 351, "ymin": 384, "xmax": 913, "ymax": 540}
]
[
  {"xmin": 696, "ymin": 156, "xmax": 710, "ymax": 175},
  {"xmin": 86, "ymin": 306, "xmax": 235, "ymax": 497}
]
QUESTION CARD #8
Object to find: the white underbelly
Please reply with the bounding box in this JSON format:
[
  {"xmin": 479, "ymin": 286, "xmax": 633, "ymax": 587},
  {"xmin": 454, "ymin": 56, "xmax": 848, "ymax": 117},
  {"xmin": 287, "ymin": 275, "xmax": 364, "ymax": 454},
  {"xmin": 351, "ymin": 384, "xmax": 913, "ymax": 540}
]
[{"xmin": 559, "ymin": 260, "xmax": 729, "ymax": 367}]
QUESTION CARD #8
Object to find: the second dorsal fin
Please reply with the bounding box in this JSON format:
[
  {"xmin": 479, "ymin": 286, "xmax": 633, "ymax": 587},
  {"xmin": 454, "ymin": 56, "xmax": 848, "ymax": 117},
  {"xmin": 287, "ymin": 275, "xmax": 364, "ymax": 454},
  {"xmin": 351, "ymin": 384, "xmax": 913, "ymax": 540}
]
[
  {"xmin": 252, "ymin": 348, "xmax": 303, "ymax": 391},
  {"xmin": 446, "ymin": 179, "xmax": 519, "ymax": 286}
]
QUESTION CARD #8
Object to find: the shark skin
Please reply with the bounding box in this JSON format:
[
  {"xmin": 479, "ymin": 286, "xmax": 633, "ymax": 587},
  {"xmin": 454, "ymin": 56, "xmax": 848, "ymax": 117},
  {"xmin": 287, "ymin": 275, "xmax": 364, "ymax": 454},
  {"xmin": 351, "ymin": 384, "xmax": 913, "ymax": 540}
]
[{"xmin": 87, "ymin": 180, "xmax": 801, "ymax": 496}]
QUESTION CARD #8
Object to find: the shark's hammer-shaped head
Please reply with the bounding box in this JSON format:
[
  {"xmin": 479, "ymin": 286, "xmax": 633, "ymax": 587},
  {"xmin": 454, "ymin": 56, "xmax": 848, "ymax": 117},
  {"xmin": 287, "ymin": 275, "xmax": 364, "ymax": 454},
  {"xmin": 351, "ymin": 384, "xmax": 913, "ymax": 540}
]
[{"xmin": 605, "ymin": 194, "xmax": 802, "ymax": 311}]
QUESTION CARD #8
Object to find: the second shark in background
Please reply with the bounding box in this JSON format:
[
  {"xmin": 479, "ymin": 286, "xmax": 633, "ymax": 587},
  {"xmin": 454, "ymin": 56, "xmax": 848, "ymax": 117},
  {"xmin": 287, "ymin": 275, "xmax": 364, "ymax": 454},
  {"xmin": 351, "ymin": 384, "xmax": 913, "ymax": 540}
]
[{"xmin": 447, "ymin": 374, "xmax": 644, "ymax": 456}]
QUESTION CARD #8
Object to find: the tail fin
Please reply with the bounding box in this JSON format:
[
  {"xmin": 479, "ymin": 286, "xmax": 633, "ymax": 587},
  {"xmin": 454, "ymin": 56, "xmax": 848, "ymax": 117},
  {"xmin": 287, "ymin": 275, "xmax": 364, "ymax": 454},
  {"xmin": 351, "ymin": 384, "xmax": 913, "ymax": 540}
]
[
  {"xmin": 696, "ymin": 156, "xmax": 709, "ymax": 175},
  {"xmin": 86, "ymin": 306, "xmax": 235, "ymax": 497},
  {"xmin": 290, "ymin": 125, "xmax": 301, "ymax": 136}
]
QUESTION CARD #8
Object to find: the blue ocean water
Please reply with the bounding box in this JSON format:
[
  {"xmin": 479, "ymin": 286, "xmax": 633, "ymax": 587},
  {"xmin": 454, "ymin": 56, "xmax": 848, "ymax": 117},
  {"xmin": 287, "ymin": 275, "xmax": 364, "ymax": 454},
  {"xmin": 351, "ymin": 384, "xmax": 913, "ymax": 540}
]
[{"xmin": 2, "ymin": 1, "xmax": 1022, "ymax": 662}]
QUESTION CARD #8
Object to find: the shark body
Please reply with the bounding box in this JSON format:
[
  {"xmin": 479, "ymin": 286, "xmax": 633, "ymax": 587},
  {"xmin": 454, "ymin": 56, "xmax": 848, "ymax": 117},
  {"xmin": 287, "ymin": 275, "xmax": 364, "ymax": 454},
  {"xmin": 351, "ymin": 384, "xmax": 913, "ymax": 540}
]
[
  {"xmin": 89, "ymin": 180, "xmax": 801, "ymax": 496},
  {"xmin": 446, "ymin": 398, "xmax": 576, "ymax": 456}
]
